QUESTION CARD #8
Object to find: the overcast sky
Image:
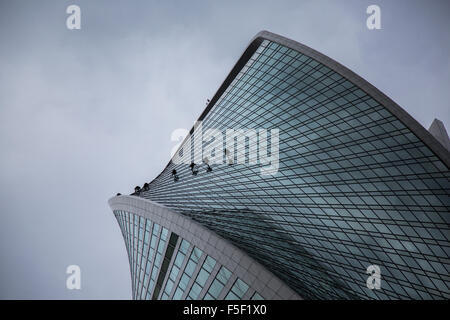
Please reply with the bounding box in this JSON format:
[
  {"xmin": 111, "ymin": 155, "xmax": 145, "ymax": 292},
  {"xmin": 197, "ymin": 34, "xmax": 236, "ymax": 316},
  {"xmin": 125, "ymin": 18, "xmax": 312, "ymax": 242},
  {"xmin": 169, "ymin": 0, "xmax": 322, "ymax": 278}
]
[{"xmin": 0, "ymin": 0, "xmax": 448, "ymax": 299}]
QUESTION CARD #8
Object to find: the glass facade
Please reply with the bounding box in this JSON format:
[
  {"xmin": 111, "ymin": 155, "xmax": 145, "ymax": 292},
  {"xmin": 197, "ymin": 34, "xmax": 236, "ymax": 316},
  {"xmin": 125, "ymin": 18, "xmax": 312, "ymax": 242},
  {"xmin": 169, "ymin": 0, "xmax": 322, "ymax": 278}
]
[
  {"xmin": 225, "ymin": 278, "xmax": 250, "ymax": 300},
  {"xmin": 204, "ymin": 266, "xmax": 232, "ymax": 300},
  {"xmin": 113, "ymin": 210, "xmax": 264, "ymax": 300},
  {"xmin": 130, "ymin": 37, "xmax": 450, "ymax": 299}
]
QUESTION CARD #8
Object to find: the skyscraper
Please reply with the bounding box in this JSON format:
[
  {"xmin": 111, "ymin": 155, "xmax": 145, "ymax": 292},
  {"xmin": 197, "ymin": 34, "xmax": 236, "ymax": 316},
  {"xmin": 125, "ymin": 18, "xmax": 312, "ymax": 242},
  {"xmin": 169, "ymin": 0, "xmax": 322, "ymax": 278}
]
[{"xmin": 110, "ymin": 31, "xmax": 450, "ymax": 300}]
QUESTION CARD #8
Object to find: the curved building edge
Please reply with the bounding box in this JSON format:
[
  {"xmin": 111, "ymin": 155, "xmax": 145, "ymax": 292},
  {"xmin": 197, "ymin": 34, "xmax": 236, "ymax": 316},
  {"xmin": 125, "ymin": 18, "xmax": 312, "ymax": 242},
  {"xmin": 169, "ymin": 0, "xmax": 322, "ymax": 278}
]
[
  {"xmin": 109, "ymin": 195, "xmax": 302, "ymax": 300},
  {"xmin": 168, "ymin": 30, "xmax": 449, "ymax": 172}
]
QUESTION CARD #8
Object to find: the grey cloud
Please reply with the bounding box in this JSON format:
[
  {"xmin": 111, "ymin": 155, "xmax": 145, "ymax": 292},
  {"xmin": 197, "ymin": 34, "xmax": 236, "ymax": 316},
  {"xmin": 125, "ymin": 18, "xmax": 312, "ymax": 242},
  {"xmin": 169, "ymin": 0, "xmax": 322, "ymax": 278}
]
[{"xmin": 0, "ymin": 0, "xmax": 448, "ymax": 299}]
